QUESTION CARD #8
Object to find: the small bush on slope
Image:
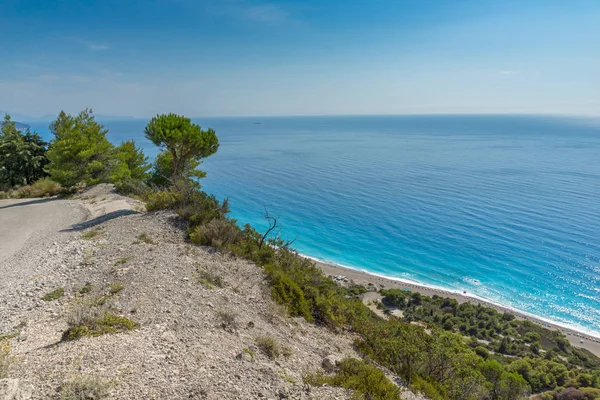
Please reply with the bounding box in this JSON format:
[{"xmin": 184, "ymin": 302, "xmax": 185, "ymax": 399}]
[
  {"xmin": 42, "ymin": 287, "xmax": 65, "ymax": 301},
  {"xmin": 62, "ymin": 295, "xmax": 137, "ymax": 341},
  {"xmin": 256, "ymin": 336, "xmax": 280, "ymax": 360},
  {"xmin": 60, "ymin": 375, "xmax": 110, "ymax": 400},
  {"xmin": 304, "ymin": 358, "xmax": 401, "ymax": 400},
  {"xmin": 16, "ymin": 177, "xmax": 62, "ymax": 198},
  {"xmin": 0, "ymin": 339, "xmax": 12, "ymax": 379}
]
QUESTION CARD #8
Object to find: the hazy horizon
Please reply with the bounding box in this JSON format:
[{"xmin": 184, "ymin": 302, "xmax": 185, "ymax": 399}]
[{"xmin": 7, "ymin": 111, "xmax": 600, "ymax": 124}]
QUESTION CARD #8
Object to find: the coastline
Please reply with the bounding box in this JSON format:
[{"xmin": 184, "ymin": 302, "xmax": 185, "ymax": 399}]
[{"xmin": 308, "ymin": 257, "xmax": 600, "ymax": 358}]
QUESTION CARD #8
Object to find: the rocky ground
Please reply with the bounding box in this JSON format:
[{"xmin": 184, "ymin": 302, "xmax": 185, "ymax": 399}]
[{"xmin": 0, "ymin": 185, "xmax": 424, "ymax": 399}]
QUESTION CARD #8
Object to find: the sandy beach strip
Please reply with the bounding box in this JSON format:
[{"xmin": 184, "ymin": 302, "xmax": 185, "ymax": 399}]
[{"xmin": 313, "ymin": 260, "xmax": 600, "ymax": 358}]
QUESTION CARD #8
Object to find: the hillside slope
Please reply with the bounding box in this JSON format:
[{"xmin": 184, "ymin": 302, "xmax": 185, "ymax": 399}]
[{"xmin": 1, "ymin": 185, "xmax": 421, "ymax": 399}]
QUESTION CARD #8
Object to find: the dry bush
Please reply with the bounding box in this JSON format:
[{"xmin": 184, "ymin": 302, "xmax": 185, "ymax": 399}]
[
  {"xmin": 17, "ymin": 178, "xmax": 62, "ymax": 198},
  {"xmin": 217, "ymin": 310, "xmax": 238, "ymax": 330}
]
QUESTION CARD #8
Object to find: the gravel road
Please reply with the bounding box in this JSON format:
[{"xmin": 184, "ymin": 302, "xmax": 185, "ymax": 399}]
[
  {"xmin": 0, "ymin": 198, "xmax": 86, "ymax": 264},
  {"xmin": 0, "ymin": 197, "xmax": 87, "ymax": 336}
]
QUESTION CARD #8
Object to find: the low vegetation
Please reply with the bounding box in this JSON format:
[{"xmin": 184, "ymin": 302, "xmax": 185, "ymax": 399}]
[
  {"xmin": 304, "ymin": 358, "xmax": 401, "ymax": 400},
  {"xmin": 135, "ymin": 232, "xmax": 156, "ymax": 245},
  {"xmin": 78, "ymin": 283, "xmax": 94, "ymax": 294},
  {"xmin": 114, "ymin": 257, "xmax": 134, "ymax": 266},
  {"xmin": 109, "ymin": 282, "xmax": 124, "ymax": 294},
  {"xmin": 0, "ymin": 339, "xmax": 12, "ymax": 379},
  {"xmin": 60, "ymin": 375, "xmax": 110, "ymax": 400},
  {"xmin": 42, "ymin": 287, "xmax": 65, "ymax": 301},
  {"xmin": 193, "ymin": 266, "xmax": 224, "ymax": 289},
  {"xmin": 62, "ymin": 294, "xmax": 137, "ymax": 341},
  {"xmin": 81, "ymin": 228, "xmax": 102, "ymax": 240},
  {"xmin": 217, "ymin": 310, "xmax": 237, "ymax": 331},
  {"xmin": 256, "ymin": 336, "xmax": 280, "ymax": 359}
]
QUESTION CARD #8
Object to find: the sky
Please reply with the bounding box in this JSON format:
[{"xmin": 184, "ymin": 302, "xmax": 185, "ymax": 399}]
[{"xmin": 1, "ymin": 0, "xmax": 599, "ymax": 118}]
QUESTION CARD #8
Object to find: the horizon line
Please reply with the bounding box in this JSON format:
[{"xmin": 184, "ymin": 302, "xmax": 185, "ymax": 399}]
[{"xmin": 9, "ymin": 111, "xmax": 600, "ymax": 122}]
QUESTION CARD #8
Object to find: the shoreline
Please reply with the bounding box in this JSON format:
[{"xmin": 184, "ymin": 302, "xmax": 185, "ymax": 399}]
[{"xmin": 306, "ymin": 256, "xmax": 600, "ymax": 357}]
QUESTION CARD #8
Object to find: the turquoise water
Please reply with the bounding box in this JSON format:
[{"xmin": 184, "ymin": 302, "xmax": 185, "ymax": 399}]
[{"xmin": 31, "ymin": 115, "xmax": 600, "ymax": 335}]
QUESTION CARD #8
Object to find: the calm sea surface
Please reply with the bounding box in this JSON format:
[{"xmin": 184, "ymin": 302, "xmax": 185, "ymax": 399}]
[{"xmin": 31, "ymin": 115, "xmax": 600, "ymax": 334}]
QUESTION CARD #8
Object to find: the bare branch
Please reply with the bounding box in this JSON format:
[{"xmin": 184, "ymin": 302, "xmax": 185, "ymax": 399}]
[{"xmin": 258, "ymin": 204, "xmax": 277, "ymax": 250}]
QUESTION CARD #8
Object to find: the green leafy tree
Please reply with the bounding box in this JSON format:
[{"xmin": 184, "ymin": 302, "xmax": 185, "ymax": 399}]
[
  {"xmin": 108, "ymin": 140, "xmax": 150, "ymax": 184},
  {"xmin": 0, "ymin": 114, "xmax": 49, "ymax": 189},
  {"xmin": 147, "ymin": 150, "xmax": 206, "ymax": 188},
  {"xmin": 46, "ymin": 109, "xmax": 114, "ymax": 186},
  {"xmin": 482, "ymin": 359, "xmax": 530, "ymax": 400},
  {"xmin": 144, "ymin": 114, "xmax": 218, "ymax": 187}
]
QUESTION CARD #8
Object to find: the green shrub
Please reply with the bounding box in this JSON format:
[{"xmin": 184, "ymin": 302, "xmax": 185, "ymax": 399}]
[
  {"xmin": 0, "ymin": 191, "xmax": 7, "ymax": 199},
  {"xmin": 62, "ymin": 296, "xmax": 137, "ymax": 341},
  {"xmin": 60, "ymin": 375, "xmax": 110, "ymax": 400},
  {"xmin": 411, "ymin": 375, "xmax": 445, "ymax": 400},
  {"xmin": 256, "ymin": 336, "xmax": 280, "ymax": 359},
  {"xmin": 475, "ymin": 346, "xmax": 490, "ymax": 359},
  {"xmin": 62, "ymin": 313, "xmax": 137, "ymax": 341},
  {"xmin": 115, "ymin": 177, "xmax": 151, "ymax": 197},
  {"xmin": 42, "ymin": 287, "xmax": 65, "ymax": 301},
  {"xmin": 581, "ymin": 387, "xmax": 600, "ymax": 399},
  {"xmin": 304, "ymin": 358, "xmax": 401, "ymax": 400},
  {"xmin": 267, "ymin": 267, "xmax": 312, "ymax": 322},
  {"xmin": 145, "ymin": 189, "xmax": 183, "ymax": 211},
  {"xmin": 189, "ymin": 218, "xmax": 241, "ymax": 249}
]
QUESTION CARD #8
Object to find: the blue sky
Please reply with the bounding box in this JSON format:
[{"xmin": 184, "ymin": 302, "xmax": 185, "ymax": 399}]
[{"xmin": 1, "ymin": 0, "xmax": 599, "ymax": 118}]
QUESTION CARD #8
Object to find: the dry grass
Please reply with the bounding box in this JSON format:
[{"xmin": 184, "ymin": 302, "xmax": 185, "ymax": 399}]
[
  {"xmin": 135, "ymin": 232, "xmax": 156, "ymax": 245},
  {"xmin": 0, "ymin": 339, "xmax": 12, "ymax": 379},
  {"xmin": 60, "ymin": 375, "xmax": 110, "ymax": 400},
  {"xmin": 256, "ymin": 336, "xmax": 280, "ymax": 359},
  {"xmin": 217, "ymin": 310, "xmax": 238, "ymax": 330},
  {"xmin": 193, "ymin": 267, "xmax": 224, "ymax": 289},
  {"xmin": 114, "ymin": 257, "xmax": 134, "ymax": 266},
  {"xmin": 81, "ymin": 228, "xmax": 102, "ymax": 240},
  {"xmin": 62, "ymin": 295, "xmax": 137, "ymax": 341},
  {"xmin": 7, "ymin": 178, "xmax": 63, "ymax": 199},
  {"xmin": 109, "ymin": 282, "xmax": 124, "ymax": 294},
  {"xmin": 78, "ymin": 283, "xmax": 93, "ymax": 294}
]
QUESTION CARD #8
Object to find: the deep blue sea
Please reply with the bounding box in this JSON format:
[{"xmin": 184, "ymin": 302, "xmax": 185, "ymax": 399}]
[{"xmin": 30, "ymin": 115, "xmax": 600, "ymax": 335}]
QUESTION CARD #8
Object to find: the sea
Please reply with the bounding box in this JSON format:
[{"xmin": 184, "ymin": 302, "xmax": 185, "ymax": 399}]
[{"xmin": 29, "ymin": 115, "xmax": 600, "ymax": 336}]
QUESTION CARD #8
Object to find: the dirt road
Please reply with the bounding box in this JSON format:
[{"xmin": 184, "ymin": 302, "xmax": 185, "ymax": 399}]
[{"xmin": 0, "ymin": 198, "xmax": 85, "ymax": 264}]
